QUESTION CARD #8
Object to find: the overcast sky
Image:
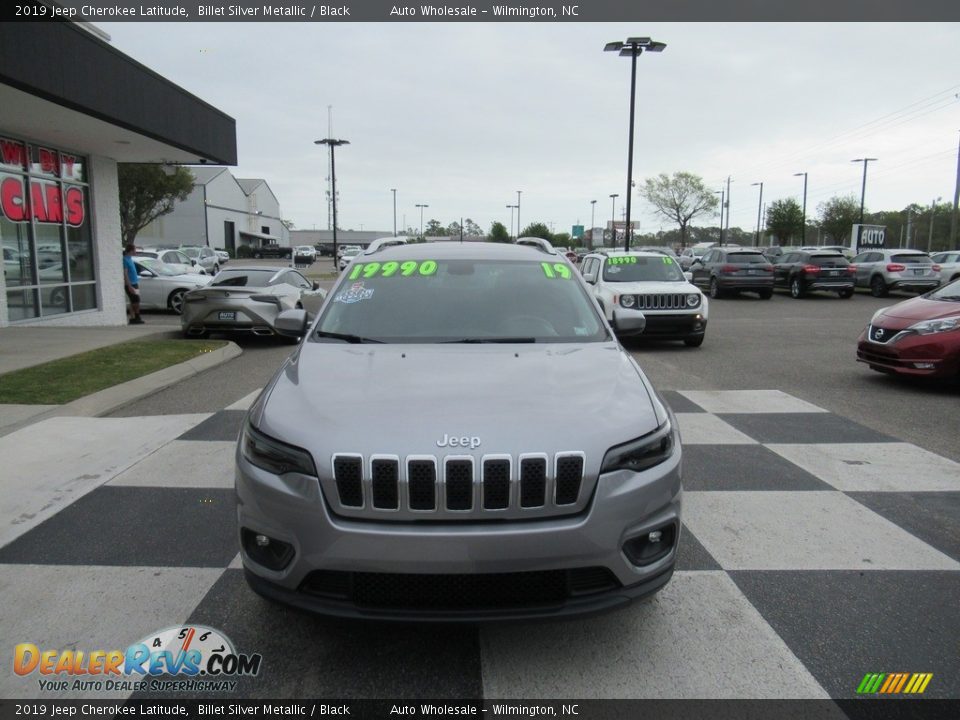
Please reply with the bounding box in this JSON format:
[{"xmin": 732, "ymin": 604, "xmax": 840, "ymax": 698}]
[{"xmin": 103, "ymin": 21, "xmax": 960, "ymax": 237}]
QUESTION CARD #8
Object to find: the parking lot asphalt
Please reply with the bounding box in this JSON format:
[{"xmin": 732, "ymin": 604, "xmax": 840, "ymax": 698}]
[{"xmin": 3, "ymin": 274, "xmax": 958, "ymax": 703}]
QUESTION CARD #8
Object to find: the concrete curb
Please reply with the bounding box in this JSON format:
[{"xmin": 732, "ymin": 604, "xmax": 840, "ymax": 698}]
[{"xmin": 0, "ymin": 341, "xmax": 242, "ymax": 436}]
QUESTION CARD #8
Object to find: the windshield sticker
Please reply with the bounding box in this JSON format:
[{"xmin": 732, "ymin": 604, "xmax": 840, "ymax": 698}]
[
  {"xmin": 348, "ymin": 260, "xmax": 437, "ymax": 280},
  {"xmin": 608, "ymin": 256, "xmax": 637, "ymax": 265},
  {"xmin": 333, "ymin": 282, "xmax": 375, "ymax": 304},
  {"xmin": 607, "ymin": 266, "xmax": 621, "ymax": 274},
  {"xmin": 541, "ymin": 262, "xmax": 572, "ymax": 279}
]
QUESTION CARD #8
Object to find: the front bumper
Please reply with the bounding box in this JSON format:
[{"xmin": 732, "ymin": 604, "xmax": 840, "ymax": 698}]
[
  {"xmin": 856, "ymin": 327, "xmax": 960, "ymax": 377},
  {"xmin": 236, "ymin": 444, "xmax": 682, "ymax": 621},
  {"xmin": 624, "ymin": 313, "xmax": 706, "ymax": 339}
]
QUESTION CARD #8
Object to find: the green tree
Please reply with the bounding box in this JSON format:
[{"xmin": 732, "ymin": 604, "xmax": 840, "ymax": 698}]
[
  {"xmin": 463, "ymin": 218, "xmax": 484, "ymax": 237},
  {"xmin": 519, "ymin": 222, "xmax": 552, "ymax": 241},
  {"xmin": 817, "ymin": 195, "xmax": 860, "ymax": 245},
  {"xmin": 639, "ymin": 171, "xmax": 718, "ymax": 246},
  {"xmin": 765, "ymin": 198, "xmax": 804, "ymax": 245},
  {"xmin": 118, "ymin": 164, "xmax": 195, "ymax": 246},
  {"xmin": 424, "ymin": 219, "xmax": 446, "ymax": 236},
  {"xmin": 447, "ymin": 220, "xmax": 462, "ymax": 239},
  {"xmin": 488, "ymin": 221, "xmax": 510, "ymax": 243}
]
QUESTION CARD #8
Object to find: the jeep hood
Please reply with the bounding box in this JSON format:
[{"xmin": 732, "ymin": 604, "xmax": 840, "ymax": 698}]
[{"xmin": 255, "ymin": 343, "xmax": 660, "ymax": 465}]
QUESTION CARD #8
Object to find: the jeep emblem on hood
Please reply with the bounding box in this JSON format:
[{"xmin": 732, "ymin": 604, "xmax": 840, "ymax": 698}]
[{"xmin": 437, "ymin": 434, "xmax": 481, "ymax": 449}]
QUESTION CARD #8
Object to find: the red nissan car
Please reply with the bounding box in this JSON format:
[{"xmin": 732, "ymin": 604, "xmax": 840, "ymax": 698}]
[{"xmin": 857, "ymin": 278, "xmax": 960, "ymax": 378}]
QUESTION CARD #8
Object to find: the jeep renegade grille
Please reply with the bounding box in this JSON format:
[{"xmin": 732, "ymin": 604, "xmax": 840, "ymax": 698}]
[{"xmin": 327, "ymin": 452, "xmax": 588, "ymax": 521}]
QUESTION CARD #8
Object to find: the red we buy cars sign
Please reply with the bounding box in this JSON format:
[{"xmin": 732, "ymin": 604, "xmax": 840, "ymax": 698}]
[{"xmin": 0, "ymin": 138, "xmax": 85, "ymax": 227}]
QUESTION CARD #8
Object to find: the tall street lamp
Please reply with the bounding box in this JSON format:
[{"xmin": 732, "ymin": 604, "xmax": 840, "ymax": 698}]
[
  {"xmin": 713, "ymin": 189, "xmax": 724, "ymax": 245},
  {"xmin": 590, "ymin": 199, "xmax": 597, "ymax": 248},
  {"xmin": 391, "ymin": 188, "xmax": 397, "ymax": 236},
  {"xmin": 751, "ymin": 182, "xmax": 764, "ymax": 246},
  {"xmin": 506, "ymin": 204, "xmax": 518, "ymax": 240},
  {"xmin": 415, "ymin": 203, "xmax": 429, "ymax": 240},
  {"xmin": 605, "ymin": 36, "xmax": 666, "ymax": 251},
  {"xmin": 609, "ymin": 193, "xmax": 619, "ymax": 247},
  {"xmin": 314, "ymin": 138, "xmax": 349, "ymax": 265},
  {"xmin": 516, "ymin": 190, "xmax": 522, "ymax": 238},
  {"xmin": 793, "ymin": 172, "xmax": 808, "ymax": 245},
  {"xmin": 851, "ymin": 158, "xmax": 878, "ymax": 225}
]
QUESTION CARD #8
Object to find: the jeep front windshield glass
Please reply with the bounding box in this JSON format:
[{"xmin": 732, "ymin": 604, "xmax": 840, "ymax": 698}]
[
  {"xmin": 602, "ymin": 256, "xmax": 686, "ymax": 282},
  {"xmin": 315, "ymin": 258, "xmax": 608, "ymax": 343}
]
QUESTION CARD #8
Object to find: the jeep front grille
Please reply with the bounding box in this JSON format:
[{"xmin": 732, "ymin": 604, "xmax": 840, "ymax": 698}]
[
  {"xmin": 327, "ymin": 452, "xmax": 588, "ymax": 521},
  {"xmin": 634, "ymin": 293, "xmax": 691, "ymax": 310}
]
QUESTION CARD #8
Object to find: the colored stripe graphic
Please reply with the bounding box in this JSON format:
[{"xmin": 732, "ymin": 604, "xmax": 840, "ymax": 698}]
[{"xmin": 857, "ymin": 673, "xmax": 932, "ymax": 694}]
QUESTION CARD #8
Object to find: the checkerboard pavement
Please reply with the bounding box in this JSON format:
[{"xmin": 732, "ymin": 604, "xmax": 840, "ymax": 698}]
[{"xmin": 2, "ymin": 389, "xmax": 958, "ymax": 701}]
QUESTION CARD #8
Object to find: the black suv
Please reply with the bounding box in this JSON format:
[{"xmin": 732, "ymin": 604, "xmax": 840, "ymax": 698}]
[
  {"xmin": 690, "ymin": 248, "xmax": 774, "ymax": 299},
  {"xmin": 773, "ymin": 251, "xmax": 855, "ymax": 299}
]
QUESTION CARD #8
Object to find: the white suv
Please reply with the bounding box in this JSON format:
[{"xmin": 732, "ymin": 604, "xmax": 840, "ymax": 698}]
[{"xmin": 581, "ymin": 250, "xmax": 708, "ymax": 347}]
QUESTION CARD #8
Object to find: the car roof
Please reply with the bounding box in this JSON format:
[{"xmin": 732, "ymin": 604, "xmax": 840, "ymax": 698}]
[{"xmin": 363, "ymin": 241, "xmax": 564, "ymax": 262}]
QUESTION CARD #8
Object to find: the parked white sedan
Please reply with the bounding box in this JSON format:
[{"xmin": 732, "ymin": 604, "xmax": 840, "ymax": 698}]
[{"xmin": 134, "ymin": 258, "xmax": 212, "ymax": 314}]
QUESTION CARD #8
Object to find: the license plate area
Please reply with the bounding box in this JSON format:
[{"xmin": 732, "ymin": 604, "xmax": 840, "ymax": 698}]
[
  {"xmin": 218, "ymin": 311, "xmax": 236, "ymax": 321},
  {"xmin": 913, "ymin": 268, "xmax": 925, "ymax": 276}
]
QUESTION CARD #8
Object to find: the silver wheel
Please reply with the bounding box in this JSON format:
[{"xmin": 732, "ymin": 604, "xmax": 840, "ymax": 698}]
[{"xmin": 168, "ymin": 289, "xmax": 186, "ymax": 315}]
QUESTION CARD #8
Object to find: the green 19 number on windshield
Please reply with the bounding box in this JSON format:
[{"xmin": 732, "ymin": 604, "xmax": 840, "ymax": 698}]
[
  {"xmin": 348, "ymin": 260, "xmax": 437, "ymax": 280},
  {"xmin": 541, "ymin": 262, "xmax": 572, "ymax": 279}
]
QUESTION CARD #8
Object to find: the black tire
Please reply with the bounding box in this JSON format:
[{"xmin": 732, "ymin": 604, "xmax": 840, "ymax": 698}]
[
  {"xmin": 253, "ymin": 251, "xmax": 263, "ymax": 259},
  {"xmin": 183, "ymin": 329, "xmax": 209, "ymax": 340},
  {"xmin": 168, "ymin": 288, "xmax": 187, "ymax": 315},
  {"xmin": 790, "ymin": 277, "xmax": 804, "ymax": 299},
  {"xmin": 684, "ymin": 334, "xmax": 705, "ymax": 347},
  {"xmin": 709, "ymin": 277, "xmax": 723, "ymax": 299},
  {"xmin": 758, "ymin": 289, "xmax": 773, "ymax": 300},
  {"xmin": 870, "ymin": 275, "xmax": 888, "ymax": 298},
  {"xmin": 839, "ymin": 289, "xmax": 854, "ymax": 299}
]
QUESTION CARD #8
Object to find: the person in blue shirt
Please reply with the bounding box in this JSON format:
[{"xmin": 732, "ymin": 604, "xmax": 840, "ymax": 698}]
[{"xmin": 123, "ymin": 244, "xmax": 143, "ymax": 324}]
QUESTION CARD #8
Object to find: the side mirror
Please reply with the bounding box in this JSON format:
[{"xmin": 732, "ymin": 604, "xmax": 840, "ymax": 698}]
[
  {"xmin": 584, "ymin": 274, "xmax": 597, "ymax": 284},
  {"xmin": 275, "ymin": 309, "xmax": 308, "ymax": 338},
  {"xmin": 690, "ymin": 260, "xmax": 702, "ymax": 268},
  {"xmin": 612, "ymin": 307, "xmax": 646, "ymax": 336},
  {"xmin": 139, "ymin": 269, "xmax": 156, "ymax": 278},
  {"xmin": 683, "ymin": 271, "xmax": 693, "ymax": 282},
  {"xmin": 191, "ymin": 260, "xmax": 197, "ymax": 266},
  {"xmin": 313, "ymin": 281, "xmax": 320, "ymax": 291}
]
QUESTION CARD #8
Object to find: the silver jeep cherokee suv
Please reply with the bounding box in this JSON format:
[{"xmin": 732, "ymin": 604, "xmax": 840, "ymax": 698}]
[{"xmin": 237, "ymin": 240, "xmax": 682, "ymax": 621}]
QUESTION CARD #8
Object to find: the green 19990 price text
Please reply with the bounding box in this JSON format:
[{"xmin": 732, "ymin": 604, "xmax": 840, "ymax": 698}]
[{"xmin": 348, "ymin": 260, "xmax": 438, "ymax": 280}]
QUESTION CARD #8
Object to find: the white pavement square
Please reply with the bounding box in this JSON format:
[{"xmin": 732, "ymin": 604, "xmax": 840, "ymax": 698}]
[
  {"xmin": 683, "ymin": 491, "xmax": 960, "ymax": 571},
  {"xmin": 224, "ymin": 389, "xmax": 262, "ymax": 412},
  {"xmin": 674, "ymin": 413, "xmax": 758, "ymax": 445},
  {"xmin": 679, "ymin": 390, "xmax": 828, "ymax": 414},
  {"xmin": 108, "ymin": 440, "xmax": 237, "ymax": 488},
  {"xmin": 765, "ymin": 442, "xmax": 960, "ymax": 492},
  {"xmin": 480, "ymin": 571, "xmax": 831, "ymax": 699}
]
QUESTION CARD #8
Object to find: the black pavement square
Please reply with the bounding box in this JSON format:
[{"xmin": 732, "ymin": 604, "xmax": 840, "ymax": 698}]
[
  {"xmin": 682, "ymin": 444, "xmax": 832, "ymax": 491},
  {"xmin": 730, "ymin": 570, "xmax": 960, "ymax": 699},
  {"xmin": 659, "ymin": 390, "xmax": 706, "ymax": 414},
  {"xmin": 178, "ymin": 409, "xmax": 246, "ymax": 441},
  {"xmin": 717, "ymin": 412, "xmax": 896, "ymax": 444},
  {"xmin": 848, "ymin": 492, "xmax": 960, "ymax": 564},
  {"xmin": 676, "ymin": 523, "xmax": 721, "ymax": 571},
  {"xmin": 132, "ymin": 569, "xmax": 483, "ymax": 699},
  {"xmin": 0, "ymin": 487, "xmax": 237, "ymax": 568}
]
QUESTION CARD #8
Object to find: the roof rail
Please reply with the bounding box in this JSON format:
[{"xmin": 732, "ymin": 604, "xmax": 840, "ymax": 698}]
[
  {"xmin": 515, "ymin": 237, "xmax": 557, "ymax": 254},
  {"xmin": 363, "ymin": 236, "xmax": 409, "ymax": 255}
]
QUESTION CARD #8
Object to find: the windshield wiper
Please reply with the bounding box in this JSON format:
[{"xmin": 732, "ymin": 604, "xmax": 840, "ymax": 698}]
[
  {"xmin": 934, "ymin": 295, "xmax": 960, "ymax": 301},
  {"xmin": 315, "ymin": 330, "xmax": 385, "ymax": 344},
  {"xmin": 443, "ymin": 337, "xmax": 537, "ymax": 344}
]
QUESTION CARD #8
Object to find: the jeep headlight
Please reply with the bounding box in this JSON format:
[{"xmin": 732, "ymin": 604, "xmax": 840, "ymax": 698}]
[
  {"xmin": 600, "ymin": 420, "xmax": 675, "ymax": 474},
  {"xmin": 241, "ymin": 423, "xmax": 316, "ymax": 476},
  {"xmin": 686, "ymin": 293, "xmax": 700, "ymax": 307},
  {"xmin": 908, "ymin": 317, "xmax": 960, "ymax": 335},
  {"xmin": 619, "ymin": 294, "xmax": 636, "ymax": 308}
]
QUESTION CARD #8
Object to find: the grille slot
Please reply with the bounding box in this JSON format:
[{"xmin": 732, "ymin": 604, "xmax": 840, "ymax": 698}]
[
  {"xmin": 333, "ymin": 456, "xmax": 363, "ymax": 507},
  {"xmin": 555, "ymin": 455, "xmax": 584, "ymax": 505},
  {"xmin": 520, "ymin": 457, "xmax": 547, "ymax": 508},
  {"xmin": 445, "ymin": 459, "xmax": 474, "ymax": 511},
  {"xmin": 407, "ymin": 459, "xmax": 437, "ymax": 511},
  {"xmin": 371, "ymin": 458, "xmax": 399, "ymax": 510},
  {"xmin": 637, "ymin": 293, "xmax": 687, "ymax": 310},
  {"xmin": 483, "ymin": 459, "xmax": 510, "ymax": 510}
]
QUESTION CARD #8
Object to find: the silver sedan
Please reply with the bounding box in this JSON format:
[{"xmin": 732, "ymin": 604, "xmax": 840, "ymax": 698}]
[
  {"xmin": 135, "ymin": 258, "xmax": 212, "ymax": 314},
  {"xmin": 180, "ymin": 266, "xmax": 326, "ymax": 341}
]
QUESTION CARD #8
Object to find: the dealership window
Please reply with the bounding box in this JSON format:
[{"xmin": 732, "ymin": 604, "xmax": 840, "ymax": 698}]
[{"xmin": 1, "ymin": 135, "xmax": 96, "ymax": 321}]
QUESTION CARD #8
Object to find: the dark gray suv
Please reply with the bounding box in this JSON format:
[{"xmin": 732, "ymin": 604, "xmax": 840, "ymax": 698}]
[{"xmin": 236, "ymin": 240, "xmax": 682, "ymax": 621}]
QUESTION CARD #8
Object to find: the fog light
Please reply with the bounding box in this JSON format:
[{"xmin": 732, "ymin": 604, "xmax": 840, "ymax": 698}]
[
  {"xmin": 623, "ymin": 523, "xmax": 676, "ymax": 567},
  {"xmin": 241, "ymin": 528, "xmax": 294, "ymax": 571},
  {"xmin": 913, "ymin": 362, "xmax": 935, "ymax": 369}
]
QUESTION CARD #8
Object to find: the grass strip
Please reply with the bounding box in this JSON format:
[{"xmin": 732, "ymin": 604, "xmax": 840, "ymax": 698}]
[{"xmin": 0, "ymin": 339, "xmax": 228, "ymax": 405}]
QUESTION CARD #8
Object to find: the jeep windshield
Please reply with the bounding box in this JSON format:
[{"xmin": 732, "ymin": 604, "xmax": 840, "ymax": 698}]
[
  {"xmin": 603, "ymin": 256, "xmax": 686, "ymax": 282},
  {"xmin": 315, "ymin": 258, "xmax": 608, "ymax": 343}
]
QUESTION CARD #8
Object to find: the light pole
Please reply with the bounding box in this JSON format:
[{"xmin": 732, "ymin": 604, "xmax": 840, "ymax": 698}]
[
  {"xmin": 391, "ymin": 188, "xmax": 397, "ymax": 236},
  {"xmin": 415, "ymin": 204, "xmax": 428, "ymax": 240},
  {"xmin": 590, "ymin": 199, "xmax": 597, "ymax": 248},
  {"xmin": 928, "ymin": 196, "xmax": 942, "ymax": 252},
  {"xmin": 314, "ymin": 138, "xmax": 349, "ymax": 264},
  {"xmin": 751, "ymin": 182, "xmax": 764, "ymax": 246},
  {"xmin": 724, "ymin": 176, "xmax": 732, "ymax": 246},
  {"xmin": 609, "ymin": 193, "xmax": 619, "ymax": 247},
  {"xmin": 713, "ymin": 189, "xmax": 724, "ymax": 246},
  {"xmin": 794, "ymin": 172, "xmax": 808, "ymax": 245},
  {"xmin": 506, "ymin": 204, "xmax": 517, "ymax": 240},
  {"xmin": 604, "ymin": 36, "xmax": 666, "ymax": 251},
  {"xmin": 851, "ymin": 158, "xmax": 878, "ymax": 225},
  {"xmin": 516, "ymin": 190, "xmax": 522, "ymax": 238}
]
